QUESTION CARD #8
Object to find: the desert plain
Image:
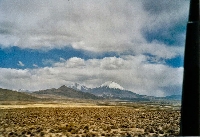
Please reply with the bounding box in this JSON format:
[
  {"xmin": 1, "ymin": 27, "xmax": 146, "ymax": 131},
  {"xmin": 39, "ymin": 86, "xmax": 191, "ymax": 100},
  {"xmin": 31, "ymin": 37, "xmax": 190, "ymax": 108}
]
[{"xmin": 0, "ymin": 101, "xmax": 180, "ymax": 137}]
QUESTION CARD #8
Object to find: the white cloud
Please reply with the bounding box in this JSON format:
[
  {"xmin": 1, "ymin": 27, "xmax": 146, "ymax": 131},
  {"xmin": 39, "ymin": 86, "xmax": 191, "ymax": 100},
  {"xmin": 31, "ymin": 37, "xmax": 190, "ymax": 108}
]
[
  {"xmin": 0, "ymin": 0, "xmax": 187, "ymax": 96},
  {"xmin": 0, "ymin": 0, "xmax": 189, "ymax": 59},
  {"xmin": 42, "ymin": 59, "xmax": 55, "ymax": 66},
  {"xmin": 59, "ymin": 57, "xmax": 66, "ymax": 62},
  {"xmin": 66, "ymin": 57, "xmax": 85, "ymax": 68},
  {"xmin": 33, "ymin": 64, "xmax": 38, "ymax": 67},
  {"xmin": 0, "ymin": 56, "xmax": 183, "ymax": 97},
  {"xmin": 17, "ymin": 61, "xmax": 25, "ymax": 67},
  {"xmin": 142, "ymin": 0, "xmax": 189, "ymax": 31}
]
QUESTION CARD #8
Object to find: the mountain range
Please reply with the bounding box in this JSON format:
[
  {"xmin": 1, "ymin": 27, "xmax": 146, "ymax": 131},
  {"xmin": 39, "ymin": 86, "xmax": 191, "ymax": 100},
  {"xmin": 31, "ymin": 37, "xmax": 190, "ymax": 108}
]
[
  {"xmin": 68, "ymin": 81, "xmax": 125, "ymax": 92},
  {"xmin": 65, "ymin": 81, "xmax": 181, "ymax": 101},
  {"xmin": 0, "ymin": 81, "xmax": 181, "ymax": 101},
  {"xmin": 32, "ymin": 81, "xmax": 151, "ymax": 101}
]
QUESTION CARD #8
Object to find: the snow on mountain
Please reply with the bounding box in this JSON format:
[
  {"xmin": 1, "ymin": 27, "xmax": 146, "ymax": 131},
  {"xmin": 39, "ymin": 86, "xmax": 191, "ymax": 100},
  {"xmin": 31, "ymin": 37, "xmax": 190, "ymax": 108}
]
[
  {"xmin": 89, "ymin": 82, "xmax": 146, "ymax": 100},
  {"xmin": 100, "ymin": 81, "xmax": 124, "ymax": 90},
  {"xmin": 17, "ymin": 89, "xmax": 30, "ymax": 92},
  {"xmin": 68, "ymin": 82, "xmax": 89, "ymax": 91}
]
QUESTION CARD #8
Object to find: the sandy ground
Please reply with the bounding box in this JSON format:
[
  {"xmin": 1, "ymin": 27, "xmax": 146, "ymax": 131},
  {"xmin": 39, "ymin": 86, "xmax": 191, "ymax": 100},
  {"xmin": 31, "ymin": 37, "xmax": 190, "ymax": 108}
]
[{"xmin": 0, "ymin": 103, "xmax": 110, "ymax": 109}]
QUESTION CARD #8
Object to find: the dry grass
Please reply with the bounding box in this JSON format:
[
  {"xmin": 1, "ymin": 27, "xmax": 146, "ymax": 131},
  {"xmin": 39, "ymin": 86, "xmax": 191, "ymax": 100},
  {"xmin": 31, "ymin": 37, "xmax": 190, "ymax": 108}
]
[{"xmin": 0, "ymin": 104, "xmax": 180, "ymax": 137}]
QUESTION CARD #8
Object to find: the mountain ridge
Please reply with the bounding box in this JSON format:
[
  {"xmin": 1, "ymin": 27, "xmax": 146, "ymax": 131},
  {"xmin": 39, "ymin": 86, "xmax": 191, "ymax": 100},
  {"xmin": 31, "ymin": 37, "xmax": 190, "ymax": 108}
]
[
  {"xmin": 0, "ymin": 88, "xmax": 40, "ymax": 101},
  {"xmin": 33, "ymin": 85, "xmax": 102, "ymax": 100},
  {"xmin": 68, "ymin": 82, "xmax": 89, "ymax": 91},
  {"xmin": 66, "ymin": 81, "xmax": 181, "ymax": 101},
  {"xmin": 86, "ymin": 86, "xmax": 153, "ymax": 101}
]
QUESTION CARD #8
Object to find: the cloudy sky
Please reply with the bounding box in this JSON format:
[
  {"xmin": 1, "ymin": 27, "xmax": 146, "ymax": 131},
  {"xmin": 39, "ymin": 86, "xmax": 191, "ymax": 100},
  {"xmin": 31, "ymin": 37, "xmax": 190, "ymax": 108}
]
[{"xmin": 0, "ymin": 0, "xmax": 190, "ymax": 97}]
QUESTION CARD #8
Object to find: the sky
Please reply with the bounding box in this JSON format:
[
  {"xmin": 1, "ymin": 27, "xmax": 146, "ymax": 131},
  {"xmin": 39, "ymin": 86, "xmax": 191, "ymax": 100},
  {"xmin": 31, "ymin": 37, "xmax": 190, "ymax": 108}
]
[{"xmin": 0, "ymin": 0, "xmax": 190, "ymax": 97}]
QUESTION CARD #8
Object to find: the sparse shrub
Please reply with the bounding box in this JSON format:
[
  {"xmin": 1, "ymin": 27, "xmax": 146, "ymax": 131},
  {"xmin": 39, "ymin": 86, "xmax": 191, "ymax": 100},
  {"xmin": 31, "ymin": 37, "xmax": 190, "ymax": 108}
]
[
  {"xmin": 83, "ymin": 129, "xmax": 89, "ymax": 133},
  {"xmin": 110, "ymin": 125, "xmax": 118, "ymax": 129},
  {"xmin": 126, "ymin": 132, "xmax": 133, "ymax": 137},
  {"xmin": 19, "ymin": 134, "xmax": 27, "ymax": 137},
  {"xmin": 120, "ymin": 124, "xmax": 129, "ymax": 128},
  {"xmin": 152, "ymin": 133, "xmax": 159, "ymax": 137},
  {"xmin": 138, "ymin": 134, "xmax": 144, "ymax": 137},
  {"xmin": 144, "ymin": 127, "xmax": 150, "ymax": 133},
  {"xmin": 163, "ymin": 133, "xmax": 169, "ymax": 137},
  {"xmin": 143, "ymin": 132, "xmax": 149, "ymax": 136},
  {"xmin": 130, "ymin": 124, "xmax": 136, "ymax": 128},
  {"xmin": 49, "ymin": 129, "xmax": 55, "ymax": 133},
  {"xmin": 120, "ymin": 132, "xmax": 127, "ymax": 136},
  {"xmin": 105, "ymin": 133, "xmax": 111, "ymax": 137},
  {"xmin": 36, "ymin": 127, "xmax": 43, "ymax": 133},
  {"xmin": 0, "ymin": 105, "xmax": 180, "ymax": 137},
  {"xmin": 40, "ymin": 131, "xmax": 45, "ymax": 136},
  {"xmin": 8, "ymin": 131, "xmax": 18, "ymax": 137},
  {"xmin": 66, "ymin": 126, "xmax": 73, "ymax": 132},
  {"xmin": 70, "ymin": 129, "xmax": 79, "ymax": 134},
  {"xmin": 167, "ymin": 129, "xmax": 175, "ymax": 134},
  {"xmin": 81, "ymin": 134, "xmax": 86, "ymax": 137},
  {"xmin": 30, "ymin": 133, "xmax": 35, "ymax": 137},
  {"xmin": 85, "ymin": 132, "xmax": 95, "ymax": 137},
  {"xmin": 106, "ymin": 126, "xmax": 111, "ymax": 132},
  {"xmin": 84, "ymin": 125, "xmax": 89, "ymax": 130},
  {"xmin": 64, "ymin": 132, "xmax": 71, "ymax": 137},
  {"xmin": 21, "ymin": 130, "xmax": 26, "ymax": 135},
  {"xmin": 149, "ymin": 128, "xmax": 155, "ymax": 133},
  {"xmin": 174, "ymin": 131, "xmax": 180, "ymax": 136},
  {"xmin": 102, "ymin": 125, "xmax": 107, "ymax": 131},
  {"xmin": 112, "ymin": 130, "xmax": 118, "ymax": 134},
  {"xmin": 158, "ymin": 129, "xmax": 164, "ymax": 134},
  {"xmin": 27, "ymin": 130, "xmax": 31, "ymax": 135}
]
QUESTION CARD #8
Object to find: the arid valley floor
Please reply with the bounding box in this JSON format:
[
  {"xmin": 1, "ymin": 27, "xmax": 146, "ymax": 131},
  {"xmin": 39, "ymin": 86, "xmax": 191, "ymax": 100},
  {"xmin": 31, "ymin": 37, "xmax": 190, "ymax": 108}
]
[{"xmin": 0, "ymin": 101, "xmax": 180, "ymax": 137}]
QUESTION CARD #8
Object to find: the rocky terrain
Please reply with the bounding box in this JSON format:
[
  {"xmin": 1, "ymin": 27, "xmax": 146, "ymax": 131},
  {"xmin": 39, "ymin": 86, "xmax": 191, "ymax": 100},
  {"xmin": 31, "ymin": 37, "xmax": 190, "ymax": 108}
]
[{"xmin": 0, "ymin": 105, "xmax": 180, "ymax": 137}]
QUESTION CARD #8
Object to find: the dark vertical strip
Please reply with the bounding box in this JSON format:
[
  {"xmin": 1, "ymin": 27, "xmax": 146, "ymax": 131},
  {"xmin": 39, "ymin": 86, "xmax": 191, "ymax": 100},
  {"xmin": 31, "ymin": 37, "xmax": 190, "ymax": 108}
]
[{"xmin": 180, "ymin": 0, "xmax": 199, "ymax": 135}]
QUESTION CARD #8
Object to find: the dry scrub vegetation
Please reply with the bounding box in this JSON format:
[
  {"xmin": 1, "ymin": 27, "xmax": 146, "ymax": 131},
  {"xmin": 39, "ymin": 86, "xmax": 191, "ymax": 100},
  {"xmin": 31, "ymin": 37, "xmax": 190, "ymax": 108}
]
[{"xmin": 0, "ymin": 106, "xmax": 180, "ymax": 137}]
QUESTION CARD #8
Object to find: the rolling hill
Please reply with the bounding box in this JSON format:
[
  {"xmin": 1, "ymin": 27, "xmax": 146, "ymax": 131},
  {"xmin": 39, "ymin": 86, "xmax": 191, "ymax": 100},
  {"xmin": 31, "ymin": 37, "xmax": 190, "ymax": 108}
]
[{"xmin": 0, "ymin": 88, "xmax": 40, "ymax": 101}]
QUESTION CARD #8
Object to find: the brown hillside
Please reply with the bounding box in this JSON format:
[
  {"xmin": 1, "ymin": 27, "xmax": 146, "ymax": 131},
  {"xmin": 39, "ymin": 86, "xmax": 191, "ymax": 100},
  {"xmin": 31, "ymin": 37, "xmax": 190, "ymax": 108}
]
[{"xmin": 0, "ymin": 88, "xmax": 40, "ymax": 101}]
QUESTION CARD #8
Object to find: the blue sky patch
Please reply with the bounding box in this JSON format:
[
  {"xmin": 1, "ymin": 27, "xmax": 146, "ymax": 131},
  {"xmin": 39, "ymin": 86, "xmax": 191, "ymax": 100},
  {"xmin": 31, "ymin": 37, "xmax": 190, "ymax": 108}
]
[
  {"xmin": 0, "ymin": 46, "xmax": 122, "ymax": 69},
  {"xmin": 165, "ymin": 55, "xmax": 183, "ymax": 68},
  {"xmin": 144, "ymin": 53, "xmax": 183, "ymax": 67},
  {"xmin": 0, "ymin": 46, "xmax": 87, "ymax": 69},
  {"xmin": 143, "ymin": 23, "xmax": 187, "ymax": 46}
]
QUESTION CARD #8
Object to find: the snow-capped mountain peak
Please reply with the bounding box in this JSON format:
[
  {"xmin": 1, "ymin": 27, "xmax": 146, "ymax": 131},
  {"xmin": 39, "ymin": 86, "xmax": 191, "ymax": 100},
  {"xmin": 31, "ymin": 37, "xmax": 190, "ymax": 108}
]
[
  {"xmin": 68, "ymin": 82, "xmax": 89, "ymax": 91},
  {"xmin": 100, "ymin": 81, "xmax": 124, "ymax": 90},
  {"xmin": 17, "ymin": 89, "xmax": 30, "ymax": 92}
]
